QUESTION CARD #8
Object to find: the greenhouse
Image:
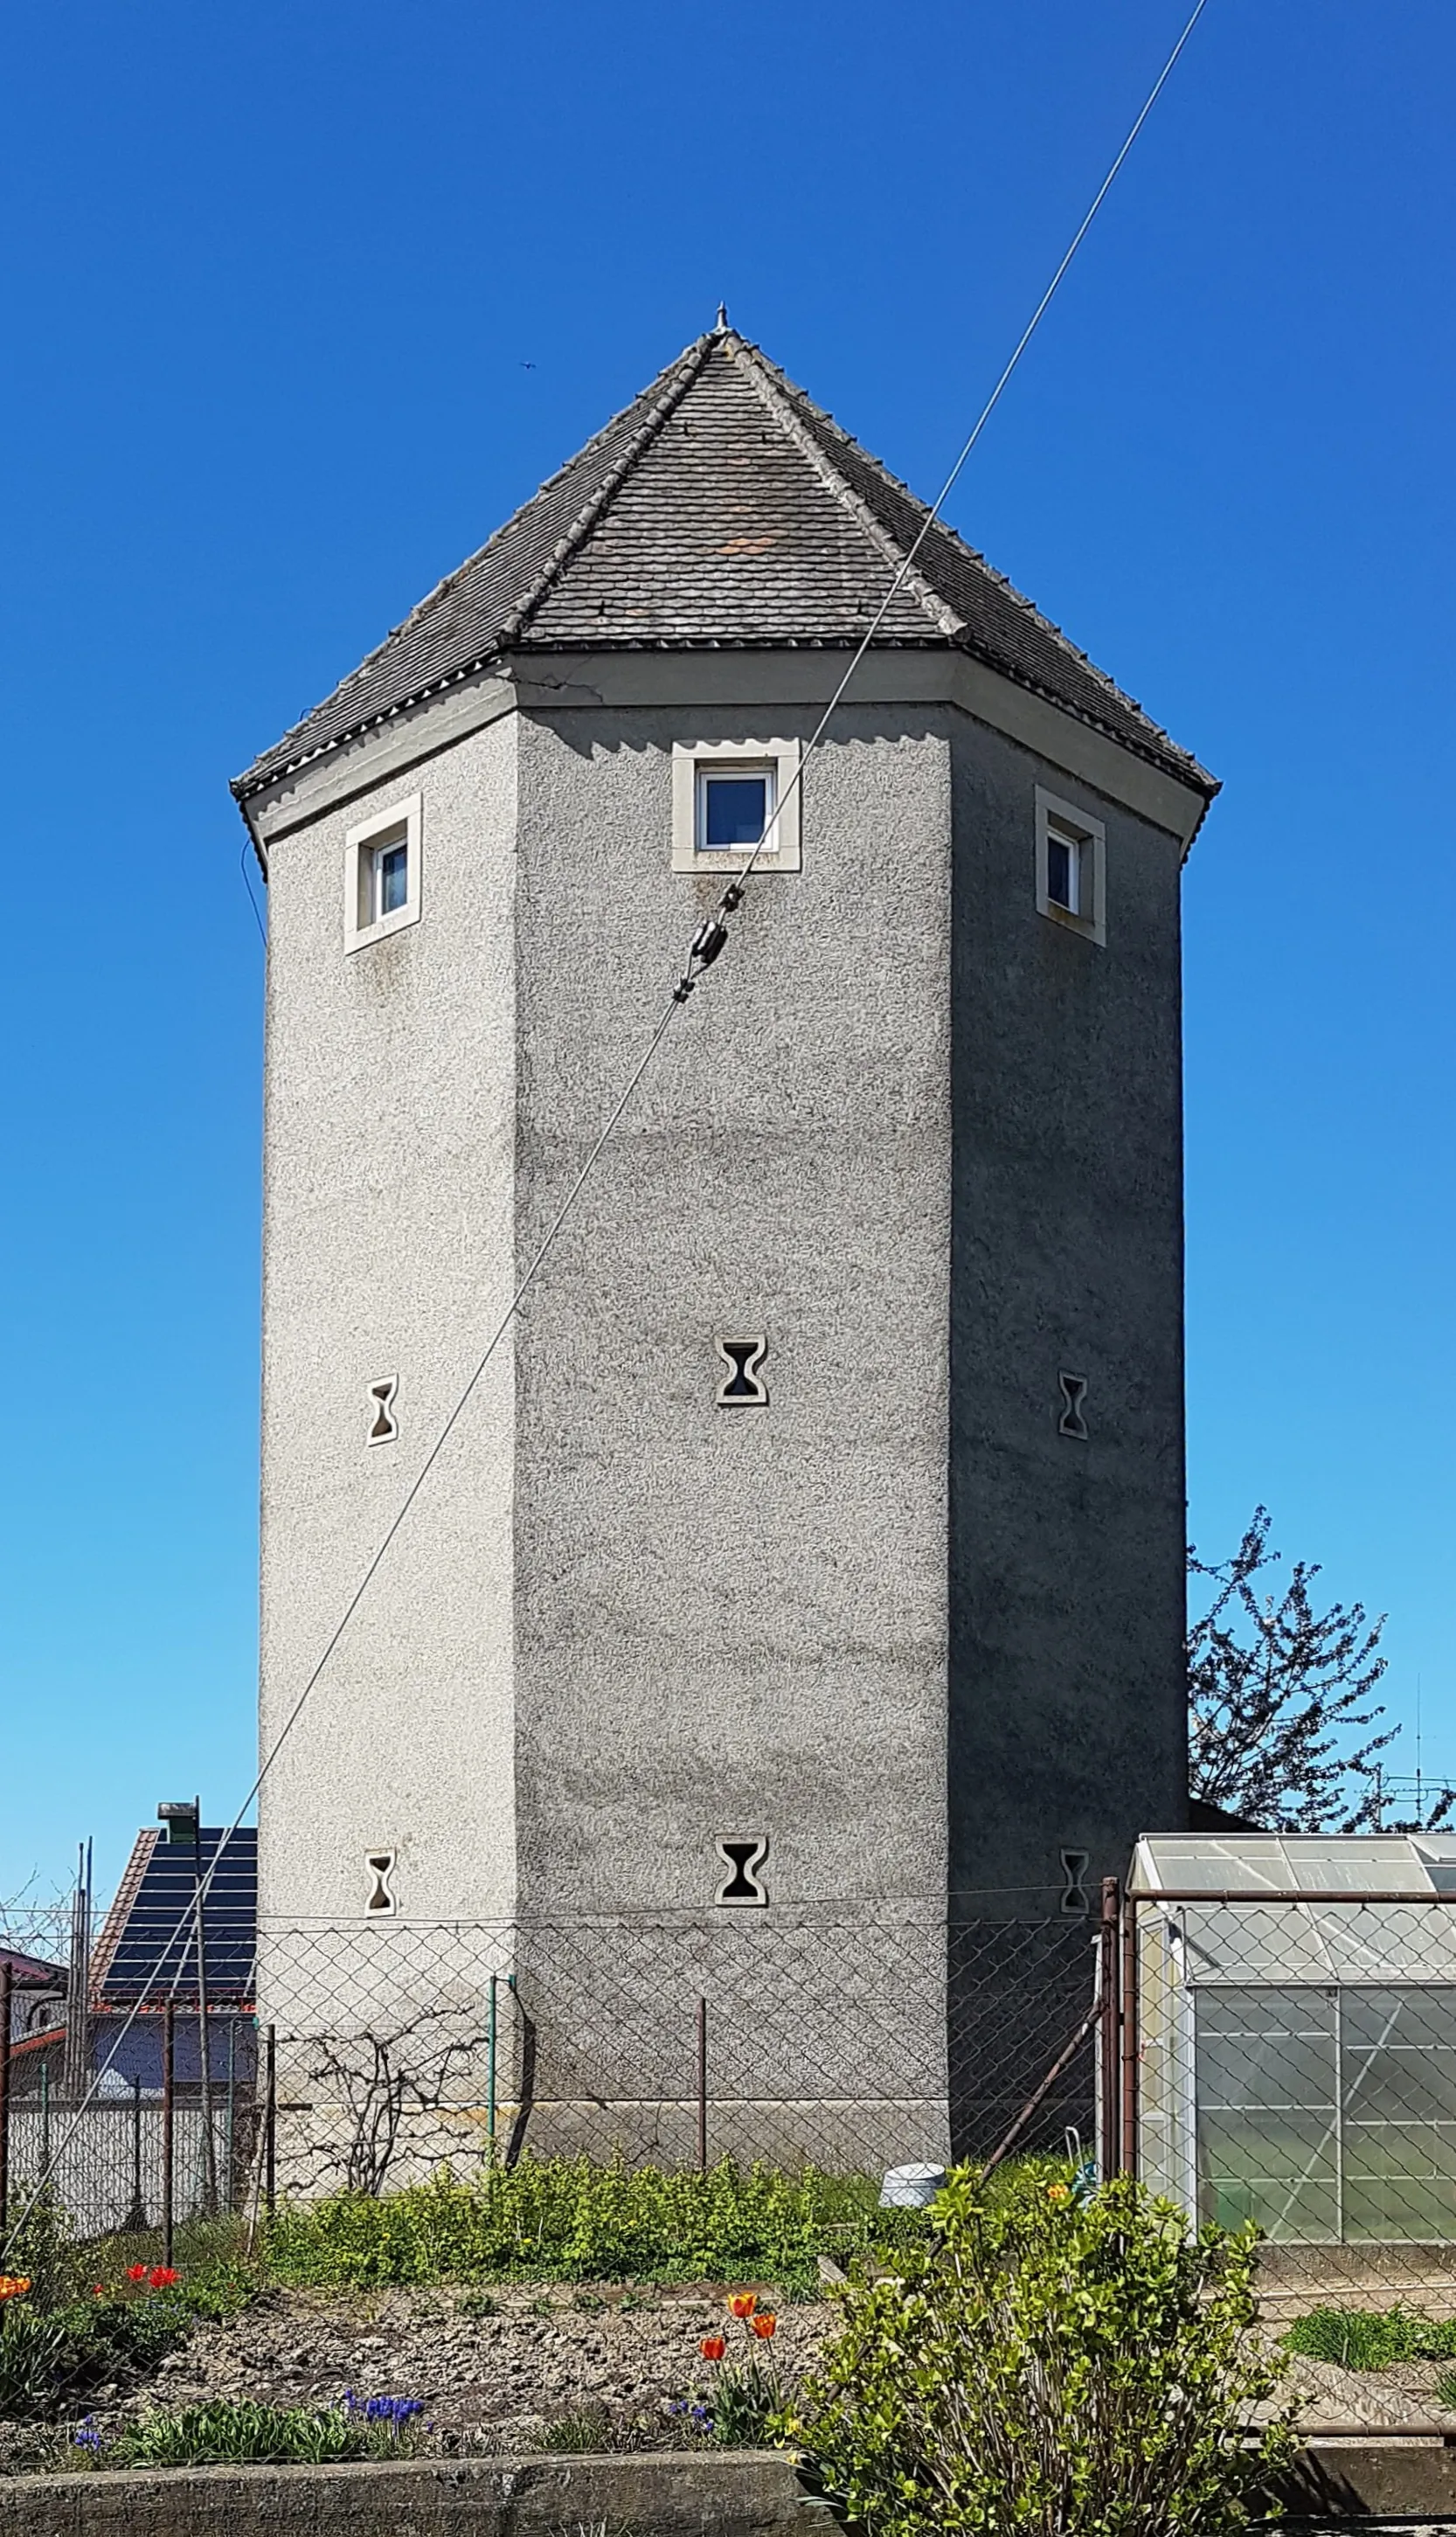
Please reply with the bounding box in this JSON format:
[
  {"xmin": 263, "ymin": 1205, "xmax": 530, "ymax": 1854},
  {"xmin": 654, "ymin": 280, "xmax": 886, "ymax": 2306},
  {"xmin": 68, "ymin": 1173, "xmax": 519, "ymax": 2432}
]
[{"xmin": 1133, "ymin": 1832, "xmax": 1456, "ymax": 2243}]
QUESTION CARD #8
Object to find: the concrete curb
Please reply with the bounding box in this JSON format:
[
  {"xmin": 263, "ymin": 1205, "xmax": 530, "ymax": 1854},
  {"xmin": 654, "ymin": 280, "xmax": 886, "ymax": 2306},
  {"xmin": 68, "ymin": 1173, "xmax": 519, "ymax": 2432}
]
[
  {"xmin": 1279, "ymin": 2436, "xmax": 1456, "ymax": 2519},
  {"xmin": 10, "ymin": 2439, "xmax": 1452, "ymax": 2529},
  {"xmin": 0, "ymin": 2449, "xmax": 824, "ymax": 2536}
]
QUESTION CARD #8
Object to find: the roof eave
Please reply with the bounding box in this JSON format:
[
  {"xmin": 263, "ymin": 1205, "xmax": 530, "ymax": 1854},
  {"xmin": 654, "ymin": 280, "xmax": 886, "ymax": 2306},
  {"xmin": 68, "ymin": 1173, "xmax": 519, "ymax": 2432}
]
[{"xmin": 232, "ymin": 632, "xmax": 1216, "ymax": 819}]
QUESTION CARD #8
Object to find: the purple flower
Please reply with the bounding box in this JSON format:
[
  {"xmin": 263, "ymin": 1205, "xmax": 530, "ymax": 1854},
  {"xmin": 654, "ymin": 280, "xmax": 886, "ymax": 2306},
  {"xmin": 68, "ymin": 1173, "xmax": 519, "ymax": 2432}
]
[{"xmin": 346, "ymin": 2392, "xmax": 424, "ymax": 2433}]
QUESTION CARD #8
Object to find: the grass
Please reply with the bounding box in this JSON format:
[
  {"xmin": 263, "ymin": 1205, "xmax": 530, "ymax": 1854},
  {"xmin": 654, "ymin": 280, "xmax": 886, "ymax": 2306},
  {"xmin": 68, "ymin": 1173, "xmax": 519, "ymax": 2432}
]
[{"xmin": 1282, "ymin": 2305, "xmax": 1456, "ymax": 2371}]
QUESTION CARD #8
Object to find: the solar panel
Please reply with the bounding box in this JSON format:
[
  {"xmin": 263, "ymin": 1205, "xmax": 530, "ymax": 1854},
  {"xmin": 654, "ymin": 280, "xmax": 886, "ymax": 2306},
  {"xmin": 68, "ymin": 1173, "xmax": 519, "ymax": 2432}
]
[{"xmin": 97, "ymin": 1827, "xmax": 256, "ymax": 2009}]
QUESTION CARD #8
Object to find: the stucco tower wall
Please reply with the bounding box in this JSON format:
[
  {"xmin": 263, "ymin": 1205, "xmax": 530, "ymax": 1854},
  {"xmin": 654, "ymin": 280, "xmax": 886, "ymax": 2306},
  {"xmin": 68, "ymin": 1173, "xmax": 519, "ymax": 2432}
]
[
  {"xmin": 257, "ymin": 712, "xmax": 519, "ymax": 1944},
  {"xmin": 946, "ymin": 721, "xmax": 1189, "ymax": 1909},
  {"xmin": 510, "ymin": 703, "xmax": 954, "ymax": 1924}
]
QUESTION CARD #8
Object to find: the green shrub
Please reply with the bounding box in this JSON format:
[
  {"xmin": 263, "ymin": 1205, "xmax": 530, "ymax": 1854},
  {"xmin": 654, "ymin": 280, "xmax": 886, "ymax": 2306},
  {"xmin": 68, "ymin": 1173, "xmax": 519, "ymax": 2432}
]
[
  {"xmin": 266, "ymin": 2155, "xmax": 907, "ymax": 2289},
  {"xmin": 108, "ymin": 2398, "xmax": 420, "ymax": 2466},
  {"xmin": 1283, "ymin": 2304, "xmax": 1456, "ymax": 2370},
  {"xmin": 787, "ymin": 2166, "xmax": 1293, "ymax": 2537}
]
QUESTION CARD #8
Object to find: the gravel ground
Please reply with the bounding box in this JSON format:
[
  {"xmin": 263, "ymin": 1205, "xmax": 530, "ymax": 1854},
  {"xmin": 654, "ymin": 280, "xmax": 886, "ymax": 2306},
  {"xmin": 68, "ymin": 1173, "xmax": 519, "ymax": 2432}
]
[{"xmin": 17, "ymin": 2282, "xmax": 834, "ymax": 2461}]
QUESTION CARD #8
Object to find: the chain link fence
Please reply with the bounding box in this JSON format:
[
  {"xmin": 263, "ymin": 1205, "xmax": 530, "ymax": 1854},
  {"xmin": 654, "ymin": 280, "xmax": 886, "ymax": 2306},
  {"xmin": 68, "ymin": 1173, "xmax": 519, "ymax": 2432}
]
[
  {"xmin": 1, "ymin": 1902, "xmax": 1111, "ymax": 2242},
  {"xmin": 12, "ymin": 1879, "xmax": 1456, "ymax": 2319},
  {"xmin": 254, "ymin": 1905, "xmax": 1107, "ymax": 2195}
]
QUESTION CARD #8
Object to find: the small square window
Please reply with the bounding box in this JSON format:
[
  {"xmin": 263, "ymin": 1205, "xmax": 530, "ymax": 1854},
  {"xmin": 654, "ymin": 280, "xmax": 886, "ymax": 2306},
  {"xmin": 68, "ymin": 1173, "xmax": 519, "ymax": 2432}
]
[
  {"xmin": 1035, "ymin": 787, "xmax": 1105, "ymax": 946},
  {"xmin": 671, "ymin": 741, "xmax": 802, "ymax": 872},
  {"xmin": 697, "ymin": 765, "xmax": 773, "ymax": 854},
  {"xmin": 344, "ymin": 794, "xmax": 422, "ymax": 952}
]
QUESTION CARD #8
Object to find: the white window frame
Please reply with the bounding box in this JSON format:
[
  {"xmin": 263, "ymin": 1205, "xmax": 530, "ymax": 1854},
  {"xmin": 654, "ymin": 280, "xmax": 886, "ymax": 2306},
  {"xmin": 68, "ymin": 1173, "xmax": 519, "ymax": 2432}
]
[
  {"xmin": 1035, "ymin": 787, "xmax": 1105, "ymax": 946},
  {"xmin": 671, "ymin": 739, "xmax": 802, "ymax": 873},
  {"xmin": 344, "ymin": 792, "xmax": 422, "ymax": 952}
]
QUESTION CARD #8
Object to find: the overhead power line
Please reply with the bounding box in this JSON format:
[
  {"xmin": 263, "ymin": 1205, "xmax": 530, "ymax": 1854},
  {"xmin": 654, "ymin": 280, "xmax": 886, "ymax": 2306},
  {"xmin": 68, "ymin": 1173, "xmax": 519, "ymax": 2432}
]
[{"xmin": 3, "ymin": 0, "xmax": 1212, "ymax": 2263}]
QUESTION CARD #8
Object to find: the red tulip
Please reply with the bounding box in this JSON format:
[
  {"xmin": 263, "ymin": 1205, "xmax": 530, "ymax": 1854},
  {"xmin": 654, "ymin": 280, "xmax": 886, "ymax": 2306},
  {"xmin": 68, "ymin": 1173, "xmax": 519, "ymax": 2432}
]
[
  {"xmin": 699, "ymin": 2335, "xmax": 726, "ymax": 2360},
  {"xmin": 149, "ymin": 2267, "xmax": 178, "ymax": 2289},
  {"xmin": 748, "ymin": 2312, "xmax": 777, "ymax": 2339},
  {"xmin": 92, "ymin": 2284, "xmax": 107, "ymax": 2298},
  {"xmin": 726, "ymin": 2292, "xmax": 757, "ymax": 2319},
  {"xmin": 126, "ymin": 2263, "xmax": 148, "ymax": 2283}
]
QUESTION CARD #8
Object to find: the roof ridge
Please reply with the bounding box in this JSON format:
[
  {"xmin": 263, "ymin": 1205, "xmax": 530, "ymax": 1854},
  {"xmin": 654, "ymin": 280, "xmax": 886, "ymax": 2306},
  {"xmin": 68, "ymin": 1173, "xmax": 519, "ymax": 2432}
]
[
  {"xmin": 752, "ymin": 343, "xmax": 1208, "ymax": 783},
  {"xmin": 499, "ymin": 333, "xmax": 717, "ymax": 645},
  {"xmin": 728, "ymin": 336, "xmax": 963, "ymax": 643},
  {"xmin": 232, "ymin": 335, "xmax": 714, "ymax": 800}
]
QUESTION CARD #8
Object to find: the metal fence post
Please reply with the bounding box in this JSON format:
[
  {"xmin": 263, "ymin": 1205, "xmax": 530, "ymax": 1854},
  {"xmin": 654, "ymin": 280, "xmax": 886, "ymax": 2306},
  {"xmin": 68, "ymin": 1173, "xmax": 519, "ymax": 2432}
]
[
  {"xmin": 225, "ymin": 2009, "xmax": 237, "ymax": 2212},
  {"xmin": 1099, "ymin": 1878, "xmax": 1120, "ymax": 2181},
  {"xmin": 161, "ymin": 2000, "xmax": 176, "ymax": 2267},
  {"xmin": 488, "ymin": 1974, "xmax": 499, "ymax": 2157},
  {"xmin": 1120, "ymin": 1891, "xmax": 1140, "ymax": 2179},
  {"xmin": 264, "ymin": 2024, "xmax": 276, "ymax": 2220},
  {"xmin": 696, "ymin": 1997, "xmax": 708, "ymax": 2173},
  {"xmin": 127, "ymin": 2074, "xmax": 145, "ymax": 2230},
  {"xmin": 0, "ymin": 1958, "xmax": 11, "ymax": 2238}
]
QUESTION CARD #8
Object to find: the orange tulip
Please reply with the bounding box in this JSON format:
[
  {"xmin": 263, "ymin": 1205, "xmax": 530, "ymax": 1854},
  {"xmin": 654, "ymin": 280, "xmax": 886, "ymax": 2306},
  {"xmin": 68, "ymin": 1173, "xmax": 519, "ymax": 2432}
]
[
  {"xmin": 0, "ymin": 2277, "xmax": 31, "ymax": 2303},
  {"xmin": 726, "ymin": 2291, "xmax": 757, "ymax": 2319},
  {"xmin": 748, "ymin": 2312, "xmax": 777, "ymax": 2339},
  {"xmin": 699, "ymin": 2334, "xmax": 726, "ymax": 2360}
]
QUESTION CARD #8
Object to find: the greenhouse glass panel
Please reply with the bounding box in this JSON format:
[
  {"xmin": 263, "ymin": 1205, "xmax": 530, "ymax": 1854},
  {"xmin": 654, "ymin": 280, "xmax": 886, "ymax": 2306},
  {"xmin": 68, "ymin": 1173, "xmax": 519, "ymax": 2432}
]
[
  {"xmin": 1135, "ymin": 1835, "xmax": 1456, "ymax": 2244},
  {"xmin": 1345, "ymin": 2176, "xmax": 1456, "ymax": 2242}
]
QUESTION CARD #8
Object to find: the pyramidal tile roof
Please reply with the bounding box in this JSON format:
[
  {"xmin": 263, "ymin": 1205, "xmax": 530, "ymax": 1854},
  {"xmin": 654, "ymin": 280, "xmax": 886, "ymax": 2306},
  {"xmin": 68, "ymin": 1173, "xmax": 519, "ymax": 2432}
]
[{"xmin": 233, "ymin": 325, "xmax": 1214, "ymax": 803}]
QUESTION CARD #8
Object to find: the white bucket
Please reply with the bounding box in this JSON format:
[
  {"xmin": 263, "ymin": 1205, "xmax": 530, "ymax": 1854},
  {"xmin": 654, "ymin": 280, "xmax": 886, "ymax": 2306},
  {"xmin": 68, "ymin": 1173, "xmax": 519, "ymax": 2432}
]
[{"xmin": 878, "ymin": 2162, "xmax": 947, "ymax": 2208}]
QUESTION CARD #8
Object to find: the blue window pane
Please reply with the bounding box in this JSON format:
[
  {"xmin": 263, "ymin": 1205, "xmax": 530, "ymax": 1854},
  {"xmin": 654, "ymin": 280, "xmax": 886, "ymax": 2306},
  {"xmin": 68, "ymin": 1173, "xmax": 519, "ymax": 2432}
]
[
  {"xmin": 378, "ymin": 842, "xmax": 409, "ymax": 914},
  {"xmin": 703, "ymin": 773, "xmax": 768, "ymax": 849}
]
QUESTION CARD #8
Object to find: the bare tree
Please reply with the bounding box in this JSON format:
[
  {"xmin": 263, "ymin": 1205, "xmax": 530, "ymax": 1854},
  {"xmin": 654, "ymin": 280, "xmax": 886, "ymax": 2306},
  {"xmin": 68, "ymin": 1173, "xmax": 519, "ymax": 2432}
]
[{"xmin": 1185, "ymin": 1508, "xmax": 1440, "ymax": 1832}]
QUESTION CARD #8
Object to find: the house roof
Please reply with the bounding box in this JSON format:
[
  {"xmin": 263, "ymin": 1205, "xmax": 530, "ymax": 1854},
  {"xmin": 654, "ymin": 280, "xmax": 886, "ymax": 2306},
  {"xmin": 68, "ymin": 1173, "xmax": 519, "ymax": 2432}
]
[
  {"xmin": 232, "ymin": 324, "xmax": 1215, "ymax": 807},
  {"xmin": 1, "ymin": 1946, "xmax": 64, "ymax": 1988},
  {"xmin": 90, "ymin": 1827, "xmax": 257, "ymax": 2011}
]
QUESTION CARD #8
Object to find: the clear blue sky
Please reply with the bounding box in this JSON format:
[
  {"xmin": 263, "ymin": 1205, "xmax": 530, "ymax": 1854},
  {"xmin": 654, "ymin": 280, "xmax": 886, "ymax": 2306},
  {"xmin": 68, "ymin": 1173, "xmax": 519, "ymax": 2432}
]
[{"xmin": 3, "ymin": 0, "xmax": 1452, "ymax": 1906}]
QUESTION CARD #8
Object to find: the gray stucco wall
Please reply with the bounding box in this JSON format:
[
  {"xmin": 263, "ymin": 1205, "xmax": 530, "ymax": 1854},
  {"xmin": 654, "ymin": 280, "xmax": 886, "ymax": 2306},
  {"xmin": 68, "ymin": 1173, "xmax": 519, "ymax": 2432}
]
[
  {"xmin": 250, "ymin": 655, "xmax": 1190, "ymax": 2159},
  {"xmin": 257, "ymin": 712, "xmax": 519, "ymax": 1943},
  {"xmin": 510, "ymin": 705, "xmax": 953, "ymax": 1927},
  {"xmin": 946, "ymin": 724, "xmax": 1189, "ymax": 1909}
]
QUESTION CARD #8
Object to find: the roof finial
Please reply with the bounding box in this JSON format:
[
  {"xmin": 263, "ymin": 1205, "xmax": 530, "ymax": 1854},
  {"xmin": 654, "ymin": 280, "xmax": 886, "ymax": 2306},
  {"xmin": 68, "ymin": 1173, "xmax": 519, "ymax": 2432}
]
[{"xmin": 714, "ymin": 302, "xmax": 730, "ymax": 335}]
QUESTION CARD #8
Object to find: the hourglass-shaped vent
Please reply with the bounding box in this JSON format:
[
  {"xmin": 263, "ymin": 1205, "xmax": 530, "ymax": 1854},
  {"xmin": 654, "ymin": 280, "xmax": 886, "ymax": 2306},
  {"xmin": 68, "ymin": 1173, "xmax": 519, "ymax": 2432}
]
[
  {"xmin": 364, "ymin": 1851, "xmax": 398, "ymax": 1916},
  {"xmin": 715, "ymin": 1337, "xmax": 768, "ymax": 1408},
  {"xmin": 367, "ymin": 1376, "xmax": 399, "ymax": 1445},
  {"xmin": 714, "ymin": 1836, "xmax": 769, "ymax": 1907},
  {"xmin": 1057, "ymin": 1372, "xmax": 1088, "ymax": 1441}
]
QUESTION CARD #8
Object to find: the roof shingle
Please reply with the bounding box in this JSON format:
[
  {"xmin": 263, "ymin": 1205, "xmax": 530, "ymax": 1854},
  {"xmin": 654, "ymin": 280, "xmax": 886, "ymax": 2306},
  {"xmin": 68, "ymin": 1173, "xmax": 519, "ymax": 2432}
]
[{"xmin": 233, "ymin": 327, "xmax": 1213, "ymax": 802}]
